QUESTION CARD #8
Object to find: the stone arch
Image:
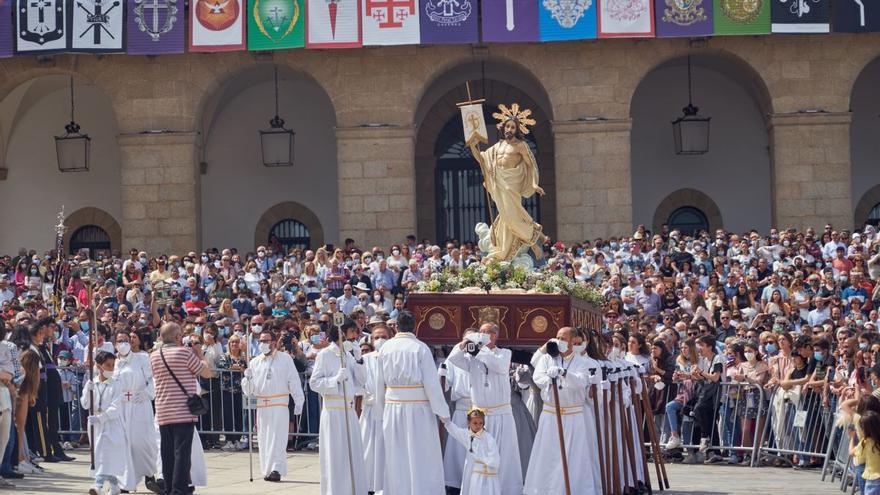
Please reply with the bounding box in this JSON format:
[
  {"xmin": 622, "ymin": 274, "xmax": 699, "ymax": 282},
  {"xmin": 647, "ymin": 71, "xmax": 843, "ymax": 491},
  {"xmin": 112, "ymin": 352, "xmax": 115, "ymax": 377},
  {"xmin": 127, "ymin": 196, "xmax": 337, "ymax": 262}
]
[
  {"xmin": 254, "ymin": 202, "xmax": 324, "ymax": 251},
  {"xmin": 63, "ymin": 207, "xmax": 122, "ymax": 254},
  {"xmin": 850, "ymin": 57, "xmax": 880, "ymax": 219},
  {"xmin": 855, "ymin": 185, "xmax": 880, "ymax": 229},
  {"xmin": 652, "ymin": 188, "xmax": 722, "ymax": 233},
  {"xmin": 413, "ymin": 58, "xmax": 556, "ymax": 242}
]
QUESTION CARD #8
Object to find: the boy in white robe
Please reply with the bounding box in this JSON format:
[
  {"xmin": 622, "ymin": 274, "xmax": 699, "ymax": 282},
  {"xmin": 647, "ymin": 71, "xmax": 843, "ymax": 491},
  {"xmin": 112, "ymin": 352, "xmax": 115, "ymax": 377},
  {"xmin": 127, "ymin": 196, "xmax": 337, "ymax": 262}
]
[
  {"xmin": 310, "ymin": 319, "xmax": 368, "ymax": 495},
  {"xmin": 242, "ymin": 328, "xmax": 305, "ymax": 482},
  {"xmin": 442, "ymin": 408, "xmax": 501, "ymax": 495},
  {"xmin": 81, "ymin": 351, "xmax": 134, "ymax": 495}
]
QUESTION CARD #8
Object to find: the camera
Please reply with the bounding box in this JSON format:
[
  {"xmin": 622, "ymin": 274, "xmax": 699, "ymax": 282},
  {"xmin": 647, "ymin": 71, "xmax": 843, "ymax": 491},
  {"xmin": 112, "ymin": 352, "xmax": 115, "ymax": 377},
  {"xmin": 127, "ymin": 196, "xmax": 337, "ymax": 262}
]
[
  {"xmin": 466, "ymin": 341, "xmax": 481, "ymax": 356},
  {"xmin": 183, "ymin": 336, "xmax": 193, "ymax": 348}
]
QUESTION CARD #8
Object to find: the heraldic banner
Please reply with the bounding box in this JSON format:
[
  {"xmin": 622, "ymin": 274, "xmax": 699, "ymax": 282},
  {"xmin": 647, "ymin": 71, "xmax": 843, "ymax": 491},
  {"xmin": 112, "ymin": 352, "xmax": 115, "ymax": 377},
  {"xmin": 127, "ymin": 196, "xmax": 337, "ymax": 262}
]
[
  {"xmin": 306, "ymin": 0, "xmax": 361, "ymax": 47},
  {"xmin": 481, "ymin": 0, "xmax": 539, "ymax": 42},
  {"xmin": 16, "ymin": 0, "xmax": 68, "ymax": 53},
  {"xmin": 362, "ymin": 0, "xmax": 421, "ymax": 45},
  {"xmin": 538, "ymin": 0, "xmax": 597, "ymax": 41},
  {"xmin": 654, "ymin": 0, "xmax": 713, "ymax": 37},
  {"xmin": 419, "ymin": 0, "xmax": 479, "ymax": 44},
  {"xmin": 71, "ymin": 0, "xmax": 126, "ymax": 52},
  {"xmin": 190, "ymin": 0, "xmax": 246, "ymax": 51},
  {"xmin": 833, "ymin": 0, "xmax": 880, "ymax": 32},
  {"xmin": 0, "ymin": 0, "xmax": 12, "ymax": 57},
  {"xmin": 248, "ymin": 0, "xmax": 304, "ymax": 49},
  {"xmin": 771, "ymin": 0, "xmax": 829, "ymax": 33},
  {"xmin": 598, "ymin": 0, "xmax": 655, "ymax": 37},
  {"xmin": 713, "ymin": 0, "xmax": 769, "ymax": 34},
  {"xmin": 127, "ymin": 0, "xmax": 185, "ymax": 54}
]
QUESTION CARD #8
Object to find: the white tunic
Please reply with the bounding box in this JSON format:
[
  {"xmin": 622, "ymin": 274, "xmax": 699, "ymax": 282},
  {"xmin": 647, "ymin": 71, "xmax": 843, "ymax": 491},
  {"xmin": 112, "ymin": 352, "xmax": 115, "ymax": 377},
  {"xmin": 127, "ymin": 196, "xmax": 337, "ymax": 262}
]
[
  {"xmin": 359, "ymin": 351, "xmax": 385, "ymax": 492},
  {"xmin": 80, "ymin": 376, "xmax": 135, "ymax": 490},
  {"xmin": 375, "ymin": 332, "xmax": 449, "ymax": 495},
  {"xmin": 578, "ymin": 355, "xmax": 605, "ymax": 495},
  {"xmin": 241, "ymin": 350, "xmax": 305, "ymax": 477},
  {"xmin": 442, "ymin": 357, "xmax": 472, "ymax": 489},
  {"xmin": 309, "ymin": 342, "xmax": 368, "ymax": 495},
  {"xmin": 446, "ymin": 344, "xmax": 523, "ymax": 495},
  {"xmin": 444, "ymin": 422, "xmax": 501, "ymax": 495},
  {"xmin": 115, "ymin": 351, "xmax": 158, "ymax": 489},
  {"xmin": 523, "ymin": 352, "xmax": 596, "ymax": 495}
]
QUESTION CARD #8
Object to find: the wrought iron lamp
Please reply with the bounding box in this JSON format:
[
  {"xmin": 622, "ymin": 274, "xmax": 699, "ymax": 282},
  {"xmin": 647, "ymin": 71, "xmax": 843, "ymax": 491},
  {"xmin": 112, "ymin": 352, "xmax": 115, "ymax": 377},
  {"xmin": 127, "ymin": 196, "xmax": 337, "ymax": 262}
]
[
  {"xmin": 55, "ymin": 76, "xmax": 91, "ymax": 172},
  {"xmin": 671, "ymin": 55, "xmax": 710, "ymax": 155},
  {"xmin": 260, "ymin": 67, "xmax": 295, "ymax": 167}
]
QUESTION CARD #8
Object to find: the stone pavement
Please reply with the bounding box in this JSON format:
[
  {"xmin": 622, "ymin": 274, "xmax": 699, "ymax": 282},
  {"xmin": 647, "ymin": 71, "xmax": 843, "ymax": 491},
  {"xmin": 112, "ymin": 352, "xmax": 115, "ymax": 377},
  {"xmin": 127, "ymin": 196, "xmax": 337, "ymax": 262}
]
[{"xmin": 8, "ymin": 449, "xmax": 847, "ymax": 494}]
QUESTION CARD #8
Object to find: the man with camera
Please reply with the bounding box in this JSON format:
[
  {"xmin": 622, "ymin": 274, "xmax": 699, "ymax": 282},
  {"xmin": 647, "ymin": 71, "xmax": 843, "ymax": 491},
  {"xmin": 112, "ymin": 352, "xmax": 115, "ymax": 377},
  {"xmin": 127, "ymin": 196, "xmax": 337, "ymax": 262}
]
[{"xmin": 446, "ymin": 322, "xmax": 522, "ymax": 494}]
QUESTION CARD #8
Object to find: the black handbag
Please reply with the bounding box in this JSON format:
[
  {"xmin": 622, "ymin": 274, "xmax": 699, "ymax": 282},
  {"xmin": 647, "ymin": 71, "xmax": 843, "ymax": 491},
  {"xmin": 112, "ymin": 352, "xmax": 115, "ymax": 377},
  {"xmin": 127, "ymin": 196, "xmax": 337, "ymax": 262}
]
[{"xmin": 160, "ymin": 347, "xmax": 209, "ymax": 416}]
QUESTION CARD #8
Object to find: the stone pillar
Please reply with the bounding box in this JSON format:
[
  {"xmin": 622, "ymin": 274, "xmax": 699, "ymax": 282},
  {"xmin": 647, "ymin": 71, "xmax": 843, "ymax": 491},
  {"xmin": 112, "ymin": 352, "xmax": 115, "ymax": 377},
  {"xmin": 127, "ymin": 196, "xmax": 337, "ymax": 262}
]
[
  {"xmin": 117, "ymin": 132, "xmax": 200, "ymax": 254},
  {"xmin": 552, "ymin": 119, "xmax": 633, "ymax": 241},
  {"xmin": 335, "ymin": 125, "xmax": 416, "ymax": 247},
  {"xmin": 769, "ymin": 112, "xmax": 852, "ymax": 230}
]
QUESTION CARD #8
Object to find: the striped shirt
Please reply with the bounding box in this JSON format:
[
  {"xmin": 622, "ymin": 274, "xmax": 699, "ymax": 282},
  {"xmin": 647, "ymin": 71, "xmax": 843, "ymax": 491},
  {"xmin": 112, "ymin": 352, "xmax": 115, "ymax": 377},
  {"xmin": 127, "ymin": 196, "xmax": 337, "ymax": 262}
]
[{"xmin": 150, "ymin": 345, "xmax": 204, "ymax": 426}]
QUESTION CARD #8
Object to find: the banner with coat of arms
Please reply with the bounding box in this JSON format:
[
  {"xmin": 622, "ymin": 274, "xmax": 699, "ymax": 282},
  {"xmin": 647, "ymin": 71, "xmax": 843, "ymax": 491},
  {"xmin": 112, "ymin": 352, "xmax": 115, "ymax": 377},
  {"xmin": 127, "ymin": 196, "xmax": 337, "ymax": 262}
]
[
  {"xmin": 70, "ymin": 0, "xmax": 126, "ymax": 52},
  {"xmin": 654, "ymin": 0, "xmax": 713, "ymax": 36},
  {"xmin": 306, "ymin": 0, "xmax": 361, "ymax": 47},
  {"xmin": 538, "ymin": 0, "xmax": 597, "ymax": 41},
  {"xmin": 598, "ymin": 0, "xmax": 655, "ymax": 36},
  {"xmin": 362, "ymin": 0, "xmax": 421, "ymax": 45},
  {"xmin": 127, "ymin": 0, "xmax": 185, "ymax": 54},
  {"xmin": 771, "ymin": 0, "xmax": 829, "ymax": 33},
  {"xmin": 189, "ymin": 0, "xmax": 246, "ymax": 51},
  {"xmin": 713, "ymin": 0, "xmax": 770, "ymax": 34},
  {"xmin": 482, "ymin": 0, "xmax": 540, "ymax": 42},
  {"xmin": 248, "ymin": 0, "xmax": 304, "ymax": 49},
  {"xmin": 833, "ymin": 0, "xmax": 880, "ymax": 32},
  {"xmin": 15, "ymin": 0, "xmax": 68, "ymax": 53},
  {"xmin": 419, "ymin": 0, "xmax": 479, "ymax": 43}
]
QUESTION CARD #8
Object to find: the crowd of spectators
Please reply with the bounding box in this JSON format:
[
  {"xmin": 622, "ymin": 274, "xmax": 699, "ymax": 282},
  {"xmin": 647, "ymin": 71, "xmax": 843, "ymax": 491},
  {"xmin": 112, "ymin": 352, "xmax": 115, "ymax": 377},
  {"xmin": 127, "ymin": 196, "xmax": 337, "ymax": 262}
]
[{"xmin": 1, "ymin": 223, "xmax": 880, "ymax": 487}]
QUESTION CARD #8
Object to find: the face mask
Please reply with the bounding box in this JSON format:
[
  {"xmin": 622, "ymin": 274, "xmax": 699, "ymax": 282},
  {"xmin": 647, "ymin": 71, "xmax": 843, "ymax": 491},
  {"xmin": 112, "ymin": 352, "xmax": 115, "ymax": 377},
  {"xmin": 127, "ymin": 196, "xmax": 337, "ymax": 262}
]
[
  {"xmin": 765, "ymin": 343, "xmax": 778, "ymax": 354},
  {"xmin": 249, "ymin": 268, "xmax": 257, "ymax": 274},
  {"xmin": 572, "ymin": 343, "xmax": 587, "ymax": 355},
  {"xmin": 374, "ymin": 294, "xmax": 382, "ymax": 302},
  {"xmin": 392, "ymin": 250, "xmax": 400, "ymax": 255},
  {"xmin": 259, "ymin": 342, "xmax": 271, "ymax": 355},
  {"xmin": 726, "ymin": 355, "xmax": 735, "ymax": 364},
  {"xmin": 116, "ymin": 342, "xmax": 131, "ymax": 356},
  {"xmin": 744, "ymin": 352, "xmax": 756, "ymax": 362},
  {"xmin": 53, "ymin": 330, "xmax": 60, "ymax": 340},
  {"xmin": 252, "ymin": 325, "xmax": 262, "ymax": 333},
  {"xmin": 103, "ymin": 370, "xmax": 114, "ymax": 380},
  {"xmin": 59, "ymin": 359, "xmax": 69, "ymax": 367},
  {"xmin": 81, "ymin": 321, "xmax": 90, "ymax": 332},
  {"xmin": 238, "ymin": 295, "xmax": 246, "ymax": 301},
  {"xmin": 373, "ymin": 338, "xmax": 387, "ymax": 352},
  {"xmin": 813, "ymin": 351, "xmax": 824, "ymax": 361},
  {"xmin": 30, "ymin": 268, "xmax": 37, "ymax": 274},
  {"xmin": 194, "ymin": 326, "xmax": 203, "ymax": 335},
  {"xmin": 201, "ymin": 256, "xmax": 209, "ymax": 262},
  {"xmin": 321, "ymin": 294, "xmax": 329, "ymax": 301},
  {"xmin": 860, "ymin": 342, "xmax": 869, "ymax": 350},
  {"xmin": 191, "ymin": 296, "xmax": 199, "ymax": 302},
  {"xmin": 556, "ymin": 340, "xmax": 569, "ymax": 354},
  {"xmin": 258, "ymin": 252, "xmax": 265, "ymax": 258},
  {"xmin": 310, "ymin": 335, "xmax": 320, "ymax": 345}
]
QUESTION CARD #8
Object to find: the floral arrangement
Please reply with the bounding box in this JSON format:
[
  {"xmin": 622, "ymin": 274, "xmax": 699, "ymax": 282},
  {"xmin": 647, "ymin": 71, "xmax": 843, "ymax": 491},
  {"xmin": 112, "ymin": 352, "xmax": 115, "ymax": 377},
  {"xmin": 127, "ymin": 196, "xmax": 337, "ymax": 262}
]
[{"xmin": 414, "ymin": 260, "xmax": 604, "ymax": 306}]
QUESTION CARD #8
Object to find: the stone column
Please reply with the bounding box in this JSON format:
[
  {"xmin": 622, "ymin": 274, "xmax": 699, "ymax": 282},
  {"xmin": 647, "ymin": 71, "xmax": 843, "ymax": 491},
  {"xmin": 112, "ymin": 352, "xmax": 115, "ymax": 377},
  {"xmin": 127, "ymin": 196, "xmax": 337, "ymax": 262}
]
[
  {"xmin": 552, "ymin": 119, "xmax": 633, "ymax": 241},
  {"xmin": 117, "ymin": 132, "xmax": 200, "ymax": 254},
  {"xmin": 769, "ymin": 112, "xmax": 852, "ymax": 230},
  {"xmin": 335, "ymin": 125, "xmax": 416, "ymax": 248}
]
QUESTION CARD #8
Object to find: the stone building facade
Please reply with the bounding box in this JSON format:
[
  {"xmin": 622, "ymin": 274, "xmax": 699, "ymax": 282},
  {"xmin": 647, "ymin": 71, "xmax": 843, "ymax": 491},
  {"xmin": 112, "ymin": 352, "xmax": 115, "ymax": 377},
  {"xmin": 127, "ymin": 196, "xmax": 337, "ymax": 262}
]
[{"xmin": 1, "ymin": 34, "xmax": 880, "ymax": 254}]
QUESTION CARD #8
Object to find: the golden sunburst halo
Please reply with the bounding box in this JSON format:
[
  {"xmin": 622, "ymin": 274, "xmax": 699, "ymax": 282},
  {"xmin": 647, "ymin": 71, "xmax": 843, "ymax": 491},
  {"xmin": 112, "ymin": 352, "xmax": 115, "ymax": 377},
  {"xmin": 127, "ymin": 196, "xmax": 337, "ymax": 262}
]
[{"xmin": 492, "ymin": 103, "xmax": 537, "ymax": 135}]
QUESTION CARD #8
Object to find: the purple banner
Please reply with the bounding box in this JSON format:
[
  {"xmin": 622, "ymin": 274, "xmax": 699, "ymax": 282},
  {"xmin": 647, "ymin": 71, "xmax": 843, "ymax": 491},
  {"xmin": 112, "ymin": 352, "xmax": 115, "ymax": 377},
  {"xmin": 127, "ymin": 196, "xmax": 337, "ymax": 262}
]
[
  {"xmin": 654, "ymin": 0, "xmax": 712, "ymax": 37},
  {"xmin": 481, "ymin": 0, "xmax": 540, "ymax": 42},
  {"xmin": 126, "ymin": 0, "xmax": 185, "ymax": 55},
  {"xmin": 0, "ymin": 0, "xmax": 12, "ymax": 58},
  {"xmin": 419, "ymin": 0, "xmax": 479, "ymax": 44}
]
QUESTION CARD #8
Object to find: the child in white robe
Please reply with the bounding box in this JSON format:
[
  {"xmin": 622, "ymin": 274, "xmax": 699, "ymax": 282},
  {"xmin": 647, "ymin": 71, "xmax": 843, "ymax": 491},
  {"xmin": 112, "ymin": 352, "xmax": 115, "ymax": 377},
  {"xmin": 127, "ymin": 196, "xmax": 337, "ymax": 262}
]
[{"xmin": 443, "ymin": 408, "xmax": 501, "ymax": 495}]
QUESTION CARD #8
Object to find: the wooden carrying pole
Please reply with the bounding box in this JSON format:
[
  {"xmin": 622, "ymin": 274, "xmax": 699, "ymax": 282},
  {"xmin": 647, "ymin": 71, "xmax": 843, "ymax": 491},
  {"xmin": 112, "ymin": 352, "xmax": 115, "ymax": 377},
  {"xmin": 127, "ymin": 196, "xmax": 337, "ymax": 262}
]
[
  {"xmin": 551, "ymin": 376, "xmax": 572, "ymax": 495},
  {"xmin": 601, "ymin": 368, "xmax": 613, "ymax": 495},
  {"xmin": 641, "ymin": 376, "xmax": 669, "ymax": 489},
  {"xmin": 590, "ymin": 369, "xmax": 608, "ymax": 495},
  {"xmin": 628, "ymin": 373, "xmax": 653, "ymax": 495}
]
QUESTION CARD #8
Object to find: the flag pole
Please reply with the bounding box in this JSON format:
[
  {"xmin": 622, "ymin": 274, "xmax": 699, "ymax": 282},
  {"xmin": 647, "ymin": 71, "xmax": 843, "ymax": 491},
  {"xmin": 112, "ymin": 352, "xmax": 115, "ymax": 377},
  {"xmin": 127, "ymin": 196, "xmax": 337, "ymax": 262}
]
[{"xmin": 458, "ymin": 82, "xmax": 495, "ymax": 229}]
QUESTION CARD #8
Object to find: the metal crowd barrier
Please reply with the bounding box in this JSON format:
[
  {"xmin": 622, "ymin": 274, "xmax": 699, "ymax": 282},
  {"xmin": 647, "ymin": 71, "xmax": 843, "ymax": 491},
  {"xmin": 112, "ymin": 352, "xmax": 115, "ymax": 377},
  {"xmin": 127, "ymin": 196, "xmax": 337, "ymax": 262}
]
[{"xmin": 754, "ymin": 385, "xmax": 833, "ymax": 468}]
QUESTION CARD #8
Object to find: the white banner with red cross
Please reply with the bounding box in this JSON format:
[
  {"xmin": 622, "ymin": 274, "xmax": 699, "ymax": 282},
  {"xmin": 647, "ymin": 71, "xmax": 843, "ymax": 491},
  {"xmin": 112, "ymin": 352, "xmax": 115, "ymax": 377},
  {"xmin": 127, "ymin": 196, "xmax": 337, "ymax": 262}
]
[{"xmin": 362, "ymin": 0, "xmax": 420, "ymax": 45}]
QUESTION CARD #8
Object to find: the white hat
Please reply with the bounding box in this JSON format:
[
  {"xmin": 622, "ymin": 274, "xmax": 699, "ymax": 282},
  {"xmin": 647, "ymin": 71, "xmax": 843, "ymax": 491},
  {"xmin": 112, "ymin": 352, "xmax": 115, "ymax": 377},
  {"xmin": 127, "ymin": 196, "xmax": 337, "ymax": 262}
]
[{"xmin": 353, "ymin": 282, "xmax": 370, "ymax": 292}]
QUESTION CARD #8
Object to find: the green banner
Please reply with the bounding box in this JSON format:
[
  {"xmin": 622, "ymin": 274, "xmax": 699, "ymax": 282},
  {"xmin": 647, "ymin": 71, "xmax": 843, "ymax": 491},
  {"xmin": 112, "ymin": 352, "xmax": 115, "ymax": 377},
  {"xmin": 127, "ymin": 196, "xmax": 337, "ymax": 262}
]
[
  {"xmin": 247, "ymin": 0, "xmax": 305, "ymax": 50},
  {"xmin": 713, "ymin": 0, "xmax": 770, "ymax": 35}
]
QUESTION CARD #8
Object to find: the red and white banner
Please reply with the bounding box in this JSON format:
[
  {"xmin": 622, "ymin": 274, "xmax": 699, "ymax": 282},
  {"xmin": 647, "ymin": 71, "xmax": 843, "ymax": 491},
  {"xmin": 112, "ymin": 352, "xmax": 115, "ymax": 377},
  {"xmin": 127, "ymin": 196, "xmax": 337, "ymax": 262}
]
[
  {"xmin": 362, "ymin": 0, "xmax": 420, "ymax": 45},
  {"xmin": 598, "ymin": 0, "xmax": 654, "ymax": 37},
  {"xmin": 307, "ymin": 0, "xmax": 362, "ymax": 47},
  {"xmin": 190, "ymin": 0, "xmax": 247, "ymax": 51}
]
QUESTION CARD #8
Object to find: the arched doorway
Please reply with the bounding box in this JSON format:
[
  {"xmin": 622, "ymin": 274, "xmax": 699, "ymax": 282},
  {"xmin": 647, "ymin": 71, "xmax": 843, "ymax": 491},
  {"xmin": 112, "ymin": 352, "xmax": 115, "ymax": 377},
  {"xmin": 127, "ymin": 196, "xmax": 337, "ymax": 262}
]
[
  {"xmin": 854, "ymin": 185, "xmax": 880, "ymax": 229},
  {"xmin": 667, "ymin": 207, "xmax": 709, "ymax": 236},
  {"xmin": 63, "ymin": 207, "xmax": 122, "ymax": 256},
  {"xmin": 269, "ymin": 219, "xmax": 311, "ymax": 252},
  {"xmin": 652, "ymin": 188, "xmax": 723, "ymax": 234},
  {"xmin": 869, "ymin": 203, "xmax": 880, "ymax": 227},
  {"xmin": 200, "ymin": 65, "xmax": 337, "ymax": 251},
  {"xmin": 851, "ymin": 58, "xmax": 880, "ymax": 223},
  {"xmin": 69, "ymin": 225, "xmax": 111, "ymax": 256},
  {"xmin": 254, "ymin": 201, "xmax": 324, "ymax": 252},
  {"xmin": 631, "ymin": 53, "xmax": 772, "ymax": 233},
  {"xmin": 414, "ymin": 60, "xmax": 556, "ymax": 244}
]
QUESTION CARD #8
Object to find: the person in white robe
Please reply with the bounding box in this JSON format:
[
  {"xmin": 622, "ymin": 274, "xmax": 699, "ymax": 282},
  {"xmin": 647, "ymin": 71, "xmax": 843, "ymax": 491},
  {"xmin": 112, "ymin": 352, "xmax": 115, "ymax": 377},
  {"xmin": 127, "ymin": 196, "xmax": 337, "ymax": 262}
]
[
  {"xmin": 523, "ymin": 327, "xmax": 594, "ymax": 495},
  {"xmin": 572, "ymin": 329, "xmax": 605, "ymax": 495},
  {"xmin": 309, "ymin": 319, "xmax": 368, "ymax": 495},
  {"xmin": 446, "ymin": 323, "xmax": 522, "ymax": 494},
  {"xmin": 81, "ymin": 350, "xmax": 135, "ymax": 495},
  {"xmin": 442, "ymin": 408, "xmax": 501, "ymax": 495},
  {"xmin": 375, "ymin": 310, "xmax": 450, "ymax": 495},
  {"xmin": 360, "ymin": 324, "xmax": 389, "ymax": 494},
  {"xmin": 113, "ymin": 332, "xmax": 159, "ymax": 492},
  {"xmin": 241, "ymin": 328, "xmax": 305, "ymax": 482},
  {"xmin": 442, "ymin": 329, "xmax": 474, "ymax": 491}
]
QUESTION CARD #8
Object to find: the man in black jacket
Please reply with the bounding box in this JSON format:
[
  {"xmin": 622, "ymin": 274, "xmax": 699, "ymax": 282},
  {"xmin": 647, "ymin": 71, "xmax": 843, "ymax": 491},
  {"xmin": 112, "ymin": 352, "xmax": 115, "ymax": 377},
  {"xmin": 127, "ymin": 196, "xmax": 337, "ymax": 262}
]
[{"xmin": 30, "ymin": 317, "xmax": 75, "ymax": 463}]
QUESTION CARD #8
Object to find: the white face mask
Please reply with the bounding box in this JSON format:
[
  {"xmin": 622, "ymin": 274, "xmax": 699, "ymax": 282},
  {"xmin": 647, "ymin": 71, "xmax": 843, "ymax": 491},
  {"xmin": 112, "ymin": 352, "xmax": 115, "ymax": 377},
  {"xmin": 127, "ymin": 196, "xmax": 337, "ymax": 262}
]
[
  {"xmin": 744, "ymin": 352, "xmax": 756, "ymax": 362},
  {"xmin": 555, "ymin": 339, "xmax": 569, "ymax": 354},
  {"xmin": 572, "ymin": 343, "xmax": 587, "ymax": 355},
  {"xmin": 102, "ymin": 369, "xmax": 114, "ymax": 380},
  {"xmin": 249, "ymin": 268, "xmax": 257, "ymax": 274},
  {"xmin": 373, "ymin": 338, "xmax": 387, "ymax": 352},
  {"xmin": 259, "ymin": 342, "xmax": 271, "ymax": 355},
  {"xmin": 343, "ymin": 340, "xmax": 355, "ymax": 352},
  {"xmin": 609, "ymin": 348, "xmax": 622, "ymax": 360},
  {"xmin": 478, "ymin": 333, "xmax": 491, "ymax": 346},
  {"xmin": 116, "ymin": 342, "xmax": 131, "ymax": 356}
]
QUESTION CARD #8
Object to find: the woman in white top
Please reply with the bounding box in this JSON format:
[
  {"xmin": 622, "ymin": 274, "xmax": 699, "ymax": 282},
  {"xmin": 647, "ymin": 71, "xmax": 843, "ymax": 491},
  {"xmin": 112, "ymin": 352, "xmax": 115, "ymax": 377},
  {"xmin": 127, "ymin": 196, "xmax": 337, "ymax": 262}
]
[
  {"xmin": 300, "ymin": 261, "xmax": 322, "ymax": 300},
  {"xmin": 387, "ymin": 244, "xmax": 408, "ymax": 272}
]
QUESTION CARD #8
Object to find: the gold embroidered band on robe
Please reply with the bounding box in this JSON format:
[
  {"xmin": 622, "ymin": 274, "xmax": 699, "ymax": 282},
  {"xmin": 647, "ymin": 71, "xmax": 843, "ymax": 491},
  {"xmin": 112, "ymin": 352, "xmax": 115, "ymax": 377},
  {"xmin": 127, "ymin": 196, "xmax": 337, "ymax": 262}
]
[
  {"xmin": 542, "ymin": 404, "xmax": 584, "ymax": 415},
  {"xmin": 385, "ymin": 384, "xmax": 429, "ymax": 403},
  {"xmin": 255, "ymin": 393, "xmax": 289, "ymax": 408}
]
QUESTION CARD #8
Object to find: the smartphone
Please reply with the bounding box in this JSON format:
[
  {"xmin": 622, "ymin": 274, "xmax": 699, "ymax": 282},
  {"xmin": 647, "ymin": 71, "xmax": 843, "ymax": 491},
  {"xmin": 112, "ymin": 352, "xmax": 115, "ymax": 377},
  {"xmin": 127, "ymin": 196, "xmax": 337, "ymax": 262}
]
[{"xmin": 319, "ymin": 331, "xmax": 327, "ymax": 341}]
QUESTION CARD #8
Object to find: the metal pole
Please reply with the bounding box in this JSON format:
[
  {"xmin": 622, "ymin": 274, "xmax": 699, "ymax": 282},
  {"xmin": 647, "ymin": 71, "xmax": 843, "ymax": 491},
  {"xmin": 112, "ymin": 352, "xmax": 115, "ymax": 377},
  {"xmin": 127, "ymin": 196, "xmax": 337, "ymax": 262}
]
[
  {"xmin": 248, "ymin": 395, "xmax": 254, "ymax": 483},
  {"xmin": 337, "ymin": 324, "xmax": 357, "ymax": 495},
  {"xmin": 87, "ymin": 282, "xmax": 95, "ymax": 470}
]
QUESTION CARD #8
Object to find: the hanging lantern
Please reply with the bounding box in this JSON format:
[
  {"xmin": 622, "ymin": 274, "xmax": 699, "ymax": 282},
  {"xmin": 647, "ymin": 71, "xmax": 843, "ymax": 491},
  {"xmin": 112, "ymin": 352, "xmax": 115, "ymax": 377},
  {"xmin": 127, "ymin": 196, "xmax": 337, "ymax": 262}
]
[
  {"xmin": 671, "ymin": 55, "xmax": 710, "ymax": 155},
  {"xmin": 260, "ymin": 67, "xmax": 295, "ymax": 167},
  {"xmin": 55, "ymin": 76, "xmax": 91, "ymax": 172}
]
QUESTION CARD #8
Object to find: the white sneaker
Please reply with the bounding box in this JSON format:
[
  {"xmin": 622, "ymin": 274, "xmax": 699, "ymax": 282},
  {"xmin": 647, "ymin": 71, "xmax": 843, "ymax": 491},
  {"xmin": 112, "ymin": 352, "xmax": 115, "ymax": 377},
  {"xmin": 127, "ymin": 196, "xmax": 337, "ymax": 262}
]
[
  {"xmin": 665, "ymin": 436, "xmax": 682, "ymax": 450},
  {"xmin": 238, "ymin": 440, "xmax": 249, "ymax": 451},
  {"xmin": 15, "ymin": 461, "xmax": 38, "ymax": 474},
  {"xmin": 698, "ymin": 437, "xmax": 711, "ymax": 453},
  {"xmin": 222, "ymin": 442, "xmax": 236, "ymax": 452}
]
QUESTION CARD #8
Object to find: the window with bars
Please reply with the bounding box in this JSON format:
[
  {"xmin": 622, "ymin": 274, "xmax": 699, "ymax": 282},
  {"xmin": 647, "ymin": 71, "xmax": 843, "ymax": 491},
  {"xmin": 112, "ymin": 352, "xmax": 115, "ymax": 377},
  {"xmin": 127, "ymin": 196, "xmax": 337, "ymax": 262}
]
[
  {"xmin": 69, "ymin": 225, "xmax": 111, "ymax": 256},
  {"xmin": 667, "ymin": 206, "xmax": 709, "ymax": 237},
  {"xmin": 269, "ymin": 219, "xmax": 311, "ymax": 253}
]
